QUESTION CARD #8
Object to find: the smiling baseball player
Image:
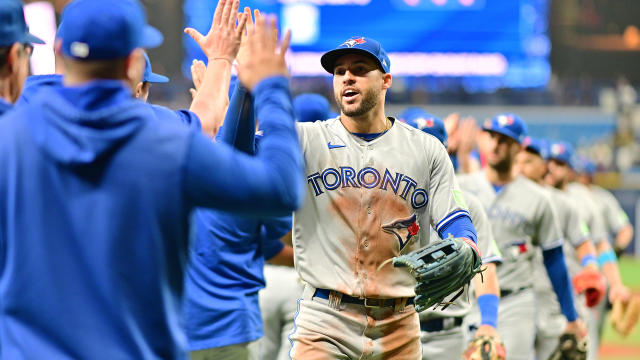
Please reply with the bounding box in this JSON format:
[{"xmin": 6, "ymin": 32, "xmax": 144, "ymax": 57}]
[
  {"xmin": 288, "ymin": 37, "xmax": 480, "ymax": 359},
  {"xmin": 457, "ymin": 115, "xmax": 586, "ymax": 360}
]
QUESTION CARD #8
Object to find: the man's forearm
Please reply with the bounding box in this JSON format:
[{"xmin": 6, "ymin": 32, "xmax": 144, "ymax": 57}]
[{"xmin": 190, "ymin": 59, "xmax": 232, "ymax": 137}]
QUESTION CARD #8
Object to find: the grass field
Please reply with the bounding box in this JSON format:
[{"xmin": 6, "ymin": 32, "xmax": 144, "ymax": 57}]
[{"xmin": 599, "ymin": 257, "xmax": 640, "ymax": 360}]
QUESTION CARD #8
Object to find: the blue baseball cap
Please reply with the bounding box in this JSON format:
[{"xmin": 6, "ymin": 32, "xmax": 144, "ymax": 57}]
[
  {"xmin": 59, "ymin": 0, "xmax": 163, "ymax": 60},
  {"xmin": 0, "ymin": 0, "xmax": 44, "ymax": 47},
  {"xmin": 482, "ymin": 113, "xmax": 527, "ymax": 144},
  {"xmin": 400, "ymin": 107, "xmax": 447, "ymax": 147},
  {"xmin": 547, "ymin": 141, "xmax": 574, "ymax": 167},
  {"xmin": 294, "ymin": 93, "xmax": 330, "ymax": 123},
  {"xmin": 522, "ymin": 136, "xmax": 549, "ymax": 160},
  {"xmin": 572, "ymin": 155, "xmax": 597, "ymax": 175},
  {"xmin": 320, "ymin": 36, "xmax": 390, "ymax": 74},
  {"xmin": 143, "ymin": 52, "xmax": 168, "ymax": 83}
]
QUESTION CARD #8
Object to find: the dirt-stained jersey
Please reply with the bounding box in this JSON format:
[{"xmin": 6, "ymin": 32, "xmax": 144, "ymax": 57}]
[{"xmin": 293, "ymin": 118, "xmax": 469, "ymax": 298}]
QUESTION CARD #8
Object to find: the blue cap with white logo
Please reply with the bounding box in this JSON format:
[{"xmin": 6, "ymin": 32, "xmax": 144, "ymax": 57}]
[
  {"xmin": 547, "ymin": 141, "xmax": 574, "ymax": 167},
  {"xmin": 59, "ymin": 0, "xmax": 163, "ymax": 60},
  {"xmin": 482, "ymin": 113, "xmax": 527, "ymax": 144},
  {"xmin": 321, "ymin": 36, "xmax": 390, "ymax": 74},
  {"xmin": 294, "ymin": 93, "xmax": 330, "ymax": 123},
  {"xmin": 143, "ymin": 51, "xmax": 168, "ymax": 83},
  {"xmin": 0, "ymin": 0, "xmax": 44, "ymax": 47},
  {"xmin": 400, "ymin": 107, "xmax": 447, "ymax": 147},
  {"xmin": 522, "ymin": 136, "xmax": 549, "ymax": 160}
]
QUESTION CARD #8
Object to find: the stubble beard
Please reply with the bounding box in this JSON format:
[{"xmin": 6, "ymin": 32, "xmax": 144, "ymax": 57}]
[{"xmin": 336, "ymin": 87, "xmax": 379, "ymax": 118}]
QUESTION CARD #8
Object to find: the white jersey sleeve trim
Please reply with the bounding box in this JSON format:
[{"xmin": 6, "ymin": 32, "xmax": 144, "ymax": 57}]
[
  {"xmin": 540, "ymin": 238, "xmax": 564, "ymax": 251},
  {"xmin": 482, "ymin": 255, "xmax": 503, "ymax": 264},
  {"xmin": 435, "ymin": 209, "xmax": 471, "ymax": 233}
]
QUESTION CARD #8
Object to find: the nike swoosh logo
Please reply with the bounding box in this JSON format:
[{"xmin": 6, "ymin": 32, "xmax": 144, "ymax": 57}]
[{"xmin": 328, "ymin": 142, "xmax": 346, "ymax": 149}]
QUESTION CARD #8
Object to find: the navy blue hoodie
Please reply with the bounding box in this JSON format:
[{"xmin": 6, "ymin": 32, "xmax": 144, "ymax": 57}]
[{"xmin": 0, "ymin": 77, "xmax": 303, "ymax": 359}]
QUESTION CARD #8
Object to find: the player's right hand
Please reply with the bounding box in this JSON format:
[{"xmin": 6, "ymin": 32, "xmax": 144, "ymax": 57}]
[
  {"xmin": 236, "ymin": 10, "xmax": 291, "ymax": 90},
  {"xmin": 184, "ymin": 0, "xmax": 246, "ymax": 64},
  {"xmin": 564, "ymin": 318, "xmax": 587, "ymax": 339}
]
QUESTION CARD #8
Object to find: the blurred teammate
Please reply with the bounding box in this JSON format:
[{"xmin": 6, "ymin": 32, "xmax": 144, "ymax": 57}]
[
  {"xmin": 293, "ymin": 92, "xmax": 331, "ymax": 123},
  {"xmin": 574, "ymin": 158, "xmax": 633, "ymax": 257},
  {"xmin": 288, "ymin": 36, "xmax": 479, "ymax": 359},
  {"xmin": 513, "ymin": 138, "xmax": 604, "ymax": 359},
  {"xmin": 457, "ymin": 114, "xmax": 586, "ymax": 360},
  {"xmin": 402, "ymin": 109, "xmax": 504, "ymax": 359},
  {"xmin": 133, "ymin": 51, "xmax": 169, "ymax": 101},
  {"xmin": 546, "ymin": 141, "xmax": 632, "ymax": 359},
  {"xmin": 0, "ymin": 1, "xmax": 304, "ymax": 359},
  {"xmin": 0, "ymin": 0, "xmax": 44, "ymax": 115}
]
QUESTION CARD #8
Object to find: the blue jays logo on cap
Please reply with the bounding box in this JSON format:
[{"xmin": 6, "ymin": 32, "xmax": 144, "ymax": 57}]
[
  {"xmin": 400, "ymin": 107, "xmax": 447, "ymax": 146},
  {"xmin": 320, "ymin": 36, "xmax": 391, "ymax": 74},
  {"xmin": 482, "ymin": 113, "xmax": 527, "ymax": 144},
  {"xmin": 342, "ymin": 37, "xmax": 366, "ymax": 48},
  {"xmin": 547, "ymin": 140, "xmax": 574, "ymax": 167}
]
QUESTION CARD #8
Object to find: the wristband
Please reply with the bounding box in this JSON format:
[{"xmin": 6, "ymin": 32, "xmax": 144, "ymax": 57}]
[
  {"xmin": 478, "ymin": 294, "xmax": 499, "ymax": 328},
  {"xmin": 597, "ymin": 249, "xmax": 617, "ymax": 267},
  {"xmin": 580, "ymin": 254, "xmax": 597, "ymax": 268}
]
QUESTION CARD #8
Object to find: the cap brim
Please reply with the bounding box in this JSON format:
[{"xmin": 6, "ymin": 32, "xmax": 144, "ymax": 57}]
[
  {"xmin": 483, "ymin": 128, "xmax": 521, "ymax": 144},
  {"xmin": 320, "ymin": 48, "xmax": 385, "ymax": 74},
  {"xmin": 141, "ymin": 25, "xmax": 163, "ymax": 49},
  {"xmin": 145, "ymin": 72, "xmax": 169, "ymax": 83},
  {"xmin": 24, "ymin": 32, "xmax": 45, "ymax": 45}
]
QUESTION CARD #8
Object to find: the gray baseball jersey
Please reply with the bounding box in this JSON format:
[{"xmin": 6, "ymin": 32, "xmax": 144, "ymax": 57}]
[
  {"xmin": 590, "ymin": 184, "xmax": 630, "ymax": 236},
  {"xmin": 293, "ymin": 118, "xmax": 469, "ymax": 298},
  {"xmin": 457, "ymin": 173, "xmax": 563, "ymax": 292},
  {"xmin": 565, "ymin": 183, "xmax": 608, "ymax": 245},
  {"xmin": 421, "ymin": 190, "xmax": 502, "ymax": 319}
]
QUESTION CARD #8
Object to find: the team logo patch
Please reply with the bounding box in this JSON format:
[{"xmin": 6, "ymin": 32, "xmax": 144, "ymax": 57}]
[
  {"xmin": 382, "ymin": 213, "xmax": 420, "ymax": 251},
  {"xmin": 341, "ymin": 37, "xmax": 366, "ymax": 48},
  {"xmin": 550, "ymin": 143, "xmax": 565, "ymax": 155},
  {"xmin": 497, "ymin": 115, "xmax": 514, "ymax": 127},
  {"xmin": 415, "ymin": 117, "xmax": 435, "ymax": 130}
]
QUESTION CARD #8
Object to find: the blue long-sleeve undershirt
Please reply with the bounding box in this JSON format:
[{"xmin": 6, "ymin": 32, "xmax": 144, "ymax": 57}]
[
  {"xmin": 543, "ymin": 246, "xmax": 578, "ymax": 322},
  {"xmin": 184, "ymin": 76, "xmax": 304, "ymax": 216},
  {"xmin": 437, "ymin": 215, "xmax": 477, "ymax": 244},
  {"xmin": 216, "ymin": 83, "xmax": 256, "ymax": 154}
]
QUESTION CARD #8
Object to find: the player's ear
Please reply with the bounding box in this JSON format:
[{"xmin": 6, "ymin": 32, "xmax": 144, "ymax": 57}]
[
  {"xmin": 134, "ymin": 81, "xmax": 144, "ymax": 99},
  {"xmin": 125, "ymin": 48, "xmax": 145, "ymax": 88},
  {"xmin": 382, "ymin": 73, "xmax": 392, "ymax": 90},
  {"xmin": 7, "ymin": 43, "xmax": 21, "ymax": 74}
]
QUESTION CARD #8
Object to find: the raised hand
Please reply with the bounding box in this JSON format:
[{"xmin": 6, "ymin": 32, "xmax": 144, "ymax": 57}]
[
  {"xmin": 184, "ymin": 0, "xmax": 247, "ymax": 63},
  {"xmin": 236, "ymin": 10, "xmax": 291, "ymax": 90},
  {"xmin": 189, "ymin": 59, "xmax": 206, "ymax": 99}
]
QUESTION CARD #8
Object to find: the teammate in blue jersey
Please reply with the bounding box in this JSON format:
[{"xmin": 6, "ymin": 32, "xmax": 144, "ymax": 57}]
[
  {"xmin": 134, "ymin": 50, "xmax": 169, "ymax": 102},
  {"xmin": 184, "ymin": 9, "xmax": 296, "ymax": 359},
  {"xmin": 0, "ymin": 1, "xmax": 303, "ymax": 359},
  {"xmin": 0, "ymin": 0, "xmax": 44, "ymax": 115}
]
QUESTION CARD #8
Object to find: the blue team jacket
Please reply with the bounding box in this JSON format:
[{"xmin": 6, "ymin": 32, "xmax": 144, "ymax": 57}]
[{"xmin": 0, "ymin": 77, "xmax": 303, "ymax": 359}]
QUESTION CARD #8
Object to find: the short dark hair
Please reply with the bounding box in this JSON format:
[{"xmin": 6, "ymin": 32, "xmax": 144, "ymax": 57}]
[{"xmin": 0, "ymin": 45, "xmax": 12, "ymax": 73}]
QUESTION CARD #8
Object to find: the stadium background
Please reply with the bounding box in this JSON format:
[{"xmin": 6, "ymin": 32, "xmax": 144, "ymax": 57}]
[{"xmin": 22, "ymin": 0, "xmax": 640, "ymax": 357}]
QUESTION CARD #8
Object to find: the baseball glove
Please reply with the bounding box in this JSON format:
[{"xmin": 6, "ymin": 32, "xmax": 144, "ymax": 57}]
[
  {"xmin": 572, "ymin": 268, "xmax": 606, "ymax": 307},
  {"xmin": 547, "ymin": 333, "xmax": 587, "ymax": 360},
  {"xmin": 462, "ymin": 335, "xmax": 506, "ymax": 360},
  {"xmin": 610, "ymin": 294, "xmax": 640, "ymax": 337},
  {"xmin": 391, "ymin": 237, "xmax": 482, "ymax": 312}
]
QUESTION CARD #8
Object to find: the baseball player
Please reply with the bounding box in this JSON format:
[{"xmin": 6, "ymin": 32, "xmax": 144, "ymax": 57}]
[
  {"xmin": 0, "ymin": 0, "xmax": 305, "ymax": 358},
  {"xmin": 0, "ymin": 0, "xmax": 44, "ymax": 115},
  {"xmin": 457, "ymin": 114, "xmax": 586, "ymax": 360},
  {"xmin": 251, "ymin": 93, "xmax": 332, "ymax": 360},
  {"xmin": 401, "ymin": 109, "xmax": 505, "ymax": 359},
  {"xmin": 183, "ymin": 8, "xmax": 299, "ymax": 360},
  {"xmin": 513, "ymin": 137, "xmax": 605, "ymax": 359},
  {"xmin": 133, "ymin": 50, "xmax": 169, "ymax": 101},
  {"xmin": 574, "ymin": 158, "xmax": 634, "ymax": 257},
  {"xmin": 288, "ymin": 36, "xmax": 480, "ymax": 359},
  {"xmin": 545, "ymin": 141, "xmax": 632, "ymax": 359}
]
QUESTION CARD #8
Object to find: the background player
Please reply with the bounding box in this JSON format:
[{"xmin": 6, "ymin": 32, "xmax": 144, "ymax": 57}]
[
  {"xmin": 0, "ymin": 0, "xmax": 44, "ymax": 115},
  {"xmin": 513, "ymin": 137, "xmax": 605, "ymax": 359},
  {"xmin": 0, "ymin": 0, "xmax": 304, "ymax": 358},
  {"xmin": 457, "ymin": 114, "xmax": 586, "ymax": 360},
  {"xmin": 401, "ymin": 109, "xmax": 505, "ymax": 359},
  {"xmin": 288, "ymin": 36, "xmax": 479, "ymax": 359}
]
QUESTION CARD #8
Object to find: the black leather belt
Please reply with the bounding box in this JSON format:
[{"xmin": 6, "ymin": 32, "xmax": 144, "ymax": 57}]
[
  {"xmin": 420, "ymin": 317, "xmax": 464, "ymax": 332},
  {"xmin": 313, "ymin": 288, "xmax": 414, "ymax": 308},
  {"xmin": 500, "ymin": 286, "xmax": 531, "ymax": 298}
]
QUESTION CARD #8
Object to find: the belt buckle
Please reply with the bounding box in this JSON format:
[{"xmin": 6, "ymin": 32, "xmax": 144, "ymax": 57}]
[{"xmin": 364, "ymin": 298, "xmax": 383, "ymax": 308}]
